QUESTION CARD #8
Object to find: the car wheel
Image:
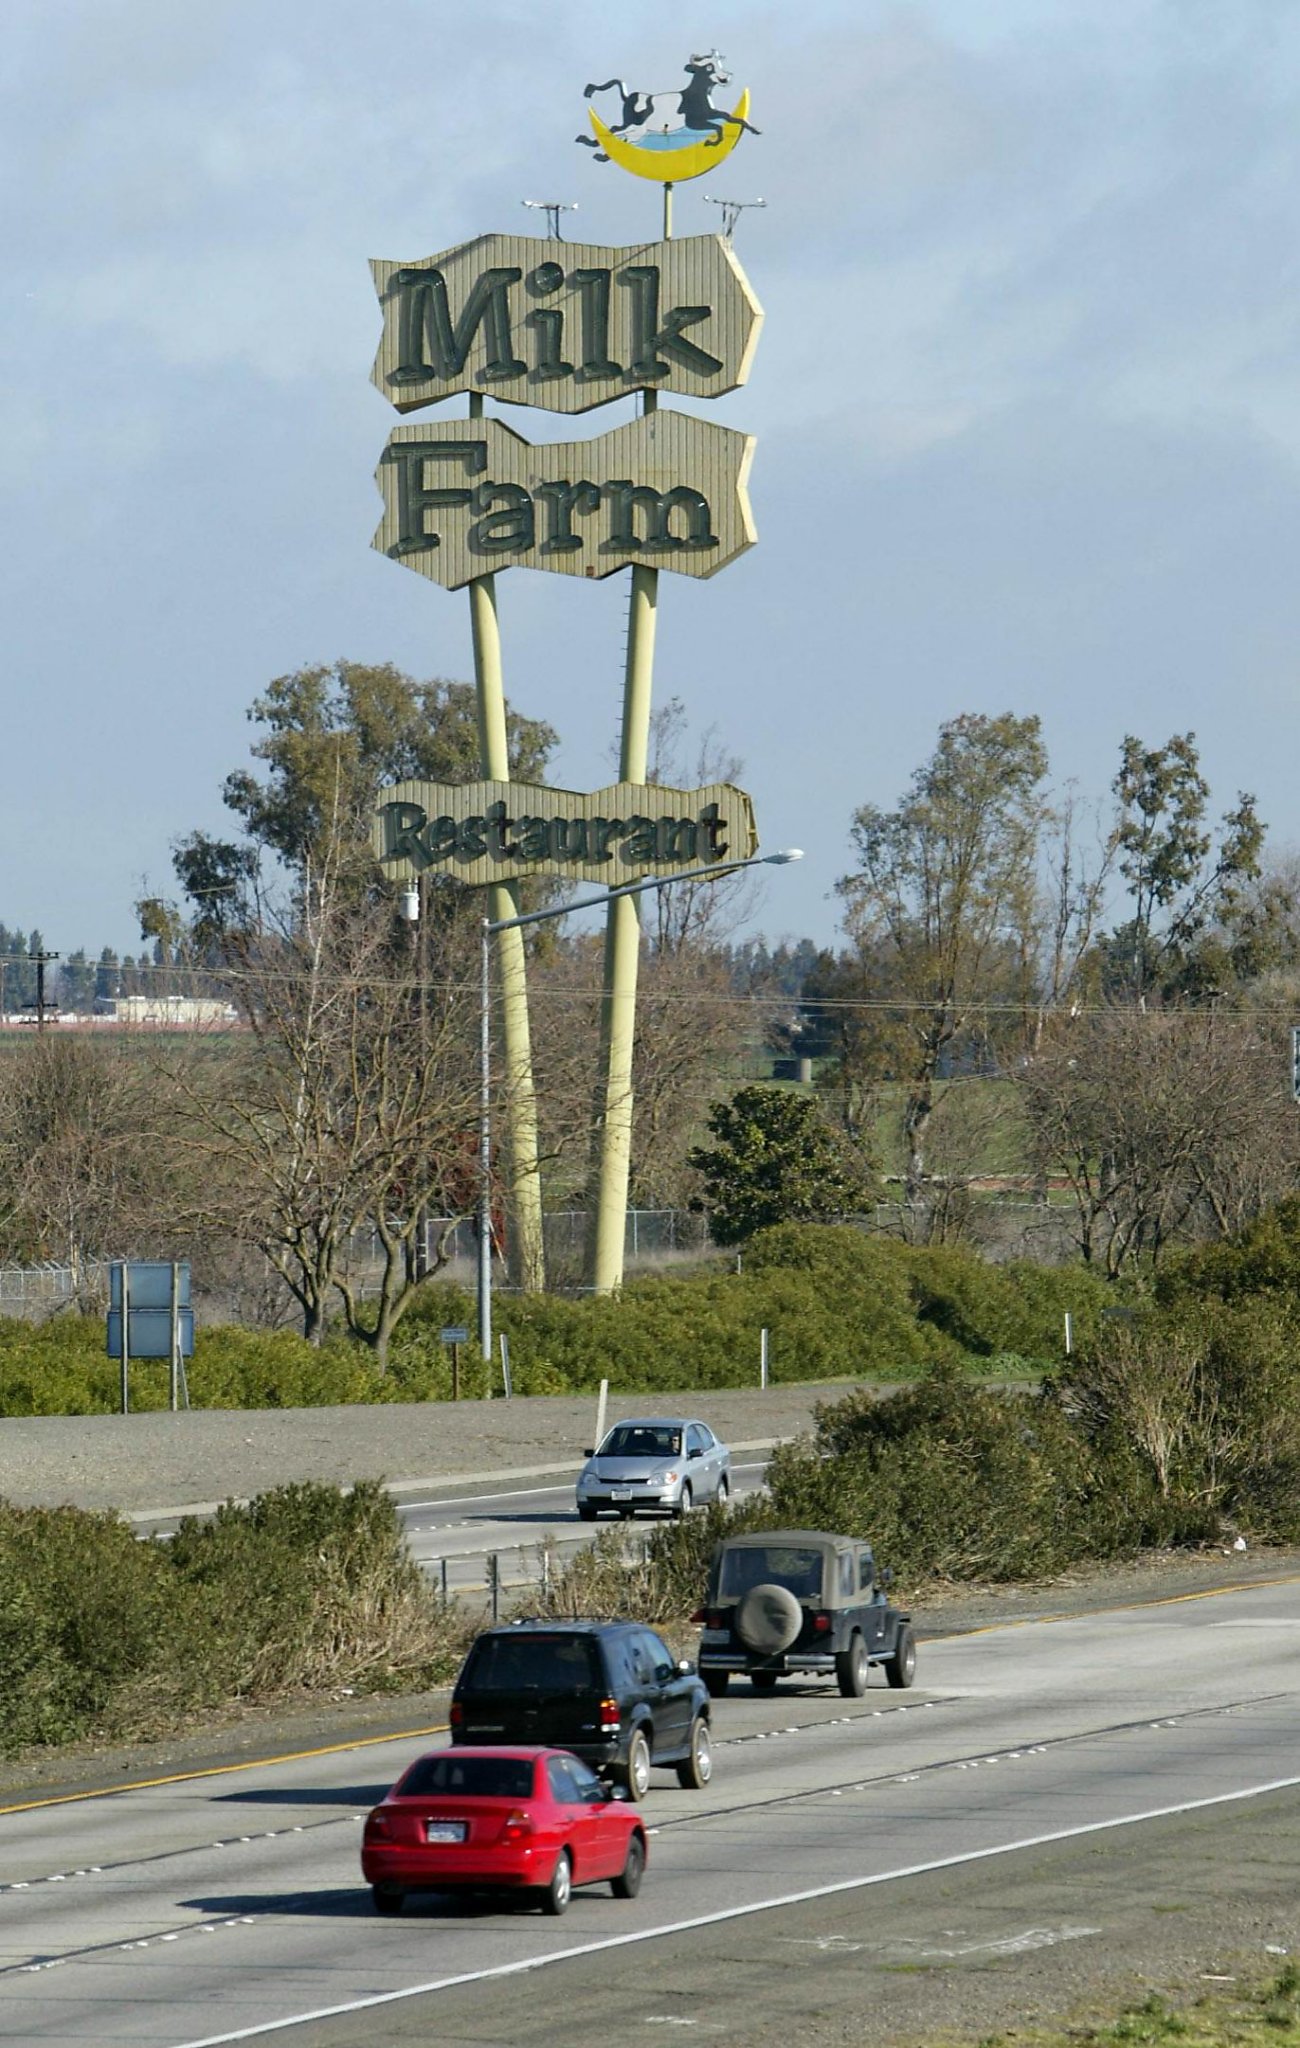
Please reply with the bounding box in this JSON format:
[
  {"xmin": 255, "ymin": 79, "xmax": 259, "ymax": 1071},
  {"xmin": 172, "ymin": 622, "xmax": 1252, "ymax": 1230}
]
[
  {"xmin": 716, "ymin": 1473, "xmax": 731, "ymax": 1505},
  {"xmin": 750, "ymin": 1670, "xmax": 779, "ymax": 1693},
  {"xmin": 673, "ymin": 1482, "xmax": 693, "ymax": 1520},
  {"xmin": 611, "ymin": 1832, "xmax": 646, "ymax": 1900},
  {"xmin": 541, "ymin": 1848, "xmax": 572, "ymax": 1916},
  {"xmin": 836, "ymin": 1633, "xmax": 869, "ymax": 1698},
  {"xmin": 622, "ymin": 1727, "xmax": 653, "ymax": 1801},
  {"xmin": 703, "ymin": 1669, "xmax": 730, "ymax": 1699},
  {"xmin": 576, "ymin": 1502, "xmax": 597, "ymax": 1521},
  {"xmin": 676, "ymin": 1715, "xmax": 713, "ymax": 1790},
  {"xmin": 371, "ymin": 1886, "xmax": 403, "ymax": 1916},
  {"xmin": 886, "ymin": 1625, "xmax": 917, "ymax": 1689}
]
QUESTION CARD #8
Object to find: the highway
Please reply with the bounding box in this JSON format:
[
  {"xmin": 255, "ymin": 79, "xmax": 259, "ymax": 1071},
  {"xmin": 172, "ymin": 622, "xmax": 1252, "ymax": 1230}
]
[
  {"xmin": 390, "ymin": 1457, "xmax": 772, "ymax": 1597},
  {"xmin": 2, "ymin": 1570, "xmax": 1298, "ymax": 2047}
]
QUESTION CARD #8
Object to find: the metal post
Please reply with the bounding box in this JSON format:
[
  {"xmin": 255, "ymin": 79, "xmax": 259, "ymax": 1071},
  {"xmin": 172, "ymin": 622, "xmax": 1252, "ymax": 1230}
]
[
  {"xmin": 586, "ymin": 564, "xmax": 658, "ymax": 1294},
  {"xmin": 760, "ymin": 1326, "xmax": 769, "ymax": 1390},
  {"xmin": 467, "ymin": 391, "xmax": 545, "ymax": 1296},
  {"xmin": 169, "ymin": 1261, "xmax": 180, "ymax": 1413},
  {"xmin": 584, "ymin": 186, "xmax": 677, "ymax": 1297},
  {"xmin": 594, "ymin": 1377, "xmax": 609, "ymax": 1457},
  {"xmin": 1064, "ymin": 1312, "xmax": 1073, "ymax": 1357},
  {"xmin": 119, "ymin": 1263, "xmax": 130, "ymax": 1417},
  {"xmin": 479, "ymin": 917, "xmax": 492, "ymax": 1364}
]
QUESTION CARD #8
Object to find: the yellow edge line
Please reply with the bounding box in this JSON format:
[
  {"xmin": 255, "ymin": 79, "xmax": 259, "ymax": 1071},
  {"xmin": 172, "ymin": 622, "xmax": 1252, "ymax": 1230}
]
[
  {"xmin": 0, "ymin": 1721, "xmax": 450, "ymax": 1817},
  {"xmin": 5, "ymin": 1568, "xmax": 1298, "ymax": 1817},
  {"xmin": 945, "ymin": 1567, "xmax": 1300, "ymax": 1638}
]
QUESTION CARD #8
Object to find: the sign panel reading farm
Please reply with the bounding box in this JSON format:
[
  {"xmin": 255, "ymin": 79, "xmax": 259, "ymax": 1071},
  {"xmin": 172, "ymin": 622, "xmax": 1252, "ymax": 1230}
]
[
  {"xmin": 374, "ymin": 779, "xmax": 759, "ymax": 887},
  {"xmin": 373, "ymin": 412, "xmax": 755, "ymax": 589},
  {"xmin": 371, "ymin": 234, "xmax": 762, "ymax": 415}
]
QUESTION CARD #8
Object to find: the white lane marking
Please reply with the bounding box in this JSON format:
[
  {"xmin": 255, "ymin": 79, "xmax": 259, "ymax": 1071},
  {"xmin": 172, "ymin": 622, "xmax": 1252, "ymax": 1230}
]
[
  {"xmin": 401, "ymin": 1484, "xmax": 575, "ymax": 1512},
  {"xmin": 165, "ymin": 1768, "xmax": 1300, "ymax": 2048},
  {"xmin": 401, "ymin": 1465, "xmax": 766, "ymax": 1518},
  {"xmin": 904, "ymin": 1924, "xmax": 1101, "ymax": 1959}
]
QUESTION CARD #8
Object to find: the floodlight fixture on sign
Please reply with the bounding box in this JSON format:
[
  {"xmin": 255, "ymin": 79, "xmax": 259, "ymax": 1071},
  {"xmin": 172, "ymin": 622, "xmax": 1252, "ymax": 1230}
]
[
  {"xmin": 703, "ymin": 193, "xmax": 766, "ymax": 241},
  {"xmin": 522, "ymin": 199, "xmax": 578, "ymax": 238}
]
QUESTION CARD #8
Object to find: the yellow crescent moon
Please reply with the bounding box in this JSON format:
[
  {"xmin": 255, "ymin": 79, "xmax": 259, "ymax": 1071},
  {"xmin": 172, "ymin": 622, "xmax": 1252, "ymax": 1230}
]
[{"xmin": 588, "ymin": 89, "xmax": 751, "ymax": 183}]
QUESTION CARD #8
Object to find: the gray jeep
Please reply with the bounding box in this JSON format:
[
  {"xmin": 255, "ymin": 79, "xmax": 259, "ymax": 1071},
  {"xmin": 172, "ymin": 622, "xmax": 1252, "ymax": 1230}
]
[{"xmin": 694, "ymin": 1528, "xmax": 915, "ymax": 1699}]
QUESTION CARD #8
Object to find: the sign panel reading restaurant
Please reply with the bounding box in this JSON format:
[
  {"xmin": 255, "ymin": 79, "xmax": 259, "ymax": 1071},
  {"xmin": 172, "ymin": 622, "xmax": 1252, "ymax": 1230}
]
[
  {"xmin": 374, "ymin": 779, "xmax": 759, "ymax": 887},
  {"xmin": 373, "ymin": 411, "xmax": 755, "ymax": 589},
  {"xmin": 370, "ymin": 234, "xmax": 762, "ymax": 415}
]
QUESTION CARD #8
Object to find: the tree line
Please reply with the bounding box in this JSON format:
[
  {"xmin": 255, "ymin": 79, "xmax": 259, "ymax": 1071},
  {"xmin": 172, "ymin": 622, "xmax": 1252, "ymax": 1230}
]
[{"xmin": 2, "ymin": 669, "xmax": 1297, "ymax": 1351}]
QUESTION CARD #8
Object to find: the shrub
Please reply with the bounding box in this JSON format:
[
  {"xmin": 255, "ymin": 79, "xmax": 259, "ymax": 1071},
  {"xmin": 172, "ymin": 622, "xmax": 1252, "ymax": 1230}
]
[
  {"xmin": 764, "ymin": 1370, "xmax": 1102, "ymax": 1583},
  {"xmin": 1056, "ymin": 1296, "xmax": 1300, "ymax": 1544},
  {"xmin": 0, "ymin": 1481, "xmax": 475, "ymax": 1757},
  {"xmin": 1156, "ymin": 1195, "xmax": 1300, "ymax": 1310}
]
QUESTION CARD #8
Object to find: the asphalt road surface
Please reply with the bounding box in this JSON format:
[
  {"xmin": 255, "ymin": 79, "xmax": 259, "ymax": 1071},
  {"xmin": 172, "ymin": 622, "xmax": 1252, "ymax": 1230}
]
[
  {"xmin": 390, "ymin": 1458, "xmax": 772, "ymax": 1597},
  {"xmin": 3, "ymin": 1570, "xmax": 1299, "ymax": 2048}
]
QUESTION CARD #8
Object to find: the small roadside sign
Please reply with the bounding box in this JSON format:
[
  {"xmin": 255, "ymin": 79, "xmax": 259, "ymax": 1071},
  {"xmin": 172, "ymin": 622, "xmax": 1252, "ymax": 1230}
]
[{"xmin": 440, "ymin": 1325, "xmax": 469, "ymax": 1345}]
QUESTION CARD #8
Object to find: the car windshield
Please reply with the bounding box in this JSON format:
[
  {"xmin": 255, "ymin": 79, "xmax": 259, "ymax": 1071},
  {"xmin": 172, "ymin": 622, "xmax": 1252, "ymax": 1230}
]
[
  {"xmin": 718, "ymin": 1545, "xmax": 826, "ymax": 1601},
  {"xmin": 463, "ymin": 1634, "xmax": 602, "ymax": 1692},
  {"xmin": 600, "ymin": 1424, "xmax": 681, "ymax": 1458},
  {"xmin": 399, "ymin": 1755, "xmax": 535, "ymax": 1799}
]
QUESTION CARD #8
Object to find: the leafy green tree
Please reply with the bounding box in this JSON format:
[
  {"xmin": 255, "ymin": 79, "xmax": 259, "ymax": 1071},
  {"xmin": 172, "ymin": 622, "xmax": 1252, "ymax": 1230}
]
[
  {"xmin": 94, "ymin": 949, "xmax": 120, "ymax": 1004},
  {"xmin": 204, "ymin": 661, "xmax": 555, "ymax": 890},
  {"xmin": 57, "ymin": 950, "xmax": 95, "ymax": 1012},
  {"xmin": 688, "ymin": 1085, "xmax": 874, "ymax": 1245},
  {"xmin": 838, "ymin": 713, "xmax": 1049, "ymax": 1206},
  {"xmin": 1109, "ymin": 732, "xmax": 1266, "ymax": 1004}
]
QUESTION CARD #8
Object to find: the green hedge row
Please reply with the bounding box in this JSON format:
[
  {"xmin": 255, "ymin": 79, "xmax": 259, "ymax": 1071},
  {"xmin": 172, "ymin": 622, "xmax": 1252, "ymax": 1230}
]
[
  {"xmin": 752, "ymin": 1289, "xmax": 1300, "ymax": 1582},
  {"xmin": 0, "ymin": 1227, "xmax": 1110, "ymax": 1416},
  {"xmin": 0, "ymin": 1481, "xmax": 474, "ymax": 1756}
]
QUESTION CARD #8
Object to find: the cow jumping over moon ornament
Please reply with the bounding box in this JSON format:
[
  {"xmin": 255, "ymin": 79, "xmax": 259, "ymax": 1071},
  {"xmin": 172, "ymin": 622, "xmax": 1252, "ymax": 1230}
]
[{"xmin": 577, "ymin": 50, "xmax": 759, "ymax": 181}]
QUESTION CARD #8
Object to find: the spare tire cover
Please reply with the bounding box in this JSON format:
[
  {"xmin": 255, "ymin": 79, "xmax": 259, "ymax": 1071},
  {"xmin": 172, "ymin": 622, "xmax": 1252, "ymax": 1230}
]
[{"xmin": 735, "ymin": 1582, "xmax": 803, "ymax": 1655}]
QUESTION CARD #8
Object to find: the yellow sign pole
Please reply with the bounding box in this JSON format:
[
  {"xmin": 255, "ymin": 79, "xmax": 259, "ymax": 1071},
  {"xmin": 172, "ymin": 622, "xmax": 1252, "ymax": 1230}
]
[
  {"xmin": 467, "ymin": 391, "xmax": 545, "ymax": 1297},
  {"xmin": 584, "ymin": 179, "xmax": 674, "ymax": 1294}
]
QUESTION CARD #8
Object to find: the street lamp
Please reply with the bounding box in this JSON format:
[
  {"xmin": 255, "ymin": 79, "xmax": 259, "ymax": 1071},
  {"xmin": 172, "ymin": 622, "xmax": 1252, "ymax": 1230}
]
[{"xmin": 477, "ymin": 848, "xmax": 803, "ymax": 1361}]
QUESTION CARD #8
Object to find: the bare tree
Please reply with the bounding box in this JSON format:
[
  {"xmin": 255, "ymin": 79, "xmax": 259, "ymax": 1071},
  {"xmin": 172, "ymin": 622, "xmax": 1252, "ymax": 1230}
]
[
  {"xmin": 1018, "ymin": 1006, "xmax": 1300, "ymax": 1276},
  {"xmin": 168, "ymin": 809, "xmax": 480, "ymax": 1362},
  {"xmin": 0, "ymin": 1032, "xmax": 183, "ymax": 1286},
  {"xmin": 635, "ymin": 695, "xmax": 761, "ymax": 954}
]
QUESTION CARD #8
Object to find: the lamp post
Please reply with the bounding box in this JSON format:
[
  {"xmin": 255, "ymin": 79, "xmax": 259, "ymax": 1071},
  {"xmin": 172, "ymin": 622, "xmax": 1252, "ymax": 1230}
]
[{"xmin": 477, "ymin": 849, "xmax": 803, "ymax": 1362}]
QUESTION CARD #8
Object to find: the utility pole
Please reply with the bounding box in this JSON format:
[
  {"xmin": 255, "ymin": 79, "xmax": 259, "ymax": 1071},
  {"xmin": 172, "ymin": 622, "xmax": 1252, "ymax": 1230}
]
[{"xmin": 32, "ymin": 950, "xmax": 60, "ymax": 1034}]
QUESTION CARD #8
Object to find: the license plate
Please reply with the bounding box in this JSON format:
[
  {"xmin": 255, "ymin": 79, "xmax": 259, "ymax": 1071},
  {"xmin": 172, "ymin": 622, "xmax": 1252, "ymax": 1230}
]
[
  {"xmin": 425, "ymin": 1820, "xmax": 467, "ymax": 1843},
  {"xmin": 611, "ymin": 1489, "xmax": 633, "ymax": 1500}
]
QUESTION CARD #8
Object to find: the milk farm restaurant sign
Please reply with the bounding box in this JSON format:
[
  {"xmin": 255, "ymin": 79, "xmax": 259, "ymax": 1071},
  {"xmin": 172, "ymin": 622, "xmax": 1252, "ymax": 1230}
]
[
  {"xmin": 374, "ymin": 780, "xmax": 758, "ymax": 887},
  {"xmin": 370, "ymin": 235, "xmax": 760, "ymax": 589}
]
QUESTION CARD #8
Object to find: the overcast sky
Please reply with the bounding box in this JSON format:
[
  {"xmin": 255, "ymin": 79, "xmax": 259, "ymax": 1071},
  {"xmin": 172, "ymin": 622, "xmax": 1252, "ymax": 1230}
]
[{"xmin": 6, "ymin": 0, "xmax": 1299, "ymax": 957}]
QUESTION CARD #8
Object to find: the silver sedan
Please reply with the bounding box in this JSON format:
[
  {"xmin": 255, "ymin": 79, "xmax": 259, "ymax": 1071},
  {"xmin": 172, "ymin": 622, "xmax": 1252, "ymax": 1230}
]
[{"xmin": 575, "ymin": 1417, "xmax": 732, "ymax": 1521}]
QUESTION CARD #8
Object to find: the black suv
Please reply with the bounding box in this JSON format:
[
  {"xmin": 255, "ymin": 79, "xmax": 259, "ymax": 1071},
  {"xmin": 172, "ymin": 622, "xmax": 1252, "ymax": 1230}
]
[{"xmin": 450, "ymin": 1620, "xmax": 714, "ymax": 1801}]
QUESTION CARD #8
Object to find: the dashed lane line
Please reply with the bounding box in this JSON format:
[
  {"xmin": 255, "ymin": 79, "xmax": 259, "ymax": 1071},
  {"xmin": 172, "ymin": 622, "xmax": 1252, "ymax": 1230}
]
[
  {"xmin": 4, "ymin": 1569, "xmax": 1298, "ymax": 1818},
  {"xmin": 165, "ymin": 1769, "xmax": 1300, "ymax": 2048}
]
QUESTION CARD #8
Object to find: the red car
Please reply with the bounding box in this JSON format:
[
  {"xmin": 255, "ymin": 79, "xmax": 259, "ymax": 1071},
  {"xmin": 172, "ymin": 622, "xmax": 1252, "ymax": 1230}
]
[{"xmin": 361, "ymin": 1746, "xmax": 648, "ymax": 1916}]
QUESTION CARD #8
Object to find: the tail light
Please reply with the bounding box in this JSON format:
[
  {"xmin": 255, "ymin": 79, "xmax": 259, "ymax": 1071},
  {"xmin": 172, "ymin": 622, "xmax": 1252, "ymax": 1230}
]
[
  {"xmin": 599, "ymin": 1696, "xmax": 621, "ymax": 1734},
  {"xmin": 690, "ymin": 1608, "xmax": 707, "ymax": 1625},
  {"xmin": 811, "ymin": 1613, "xmax": 833, "ymax": 1633},
  {"xmin": 501, "ymin": 1809, "xmax": 534, "ymax": 1842},
  {"xmin": 364, "ymin": 1810, "xmax": 390, "ymax": 1837},
  {"xmin": 449, "ymin": 1701, "xmax": 464, "ymax": 1729}
]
